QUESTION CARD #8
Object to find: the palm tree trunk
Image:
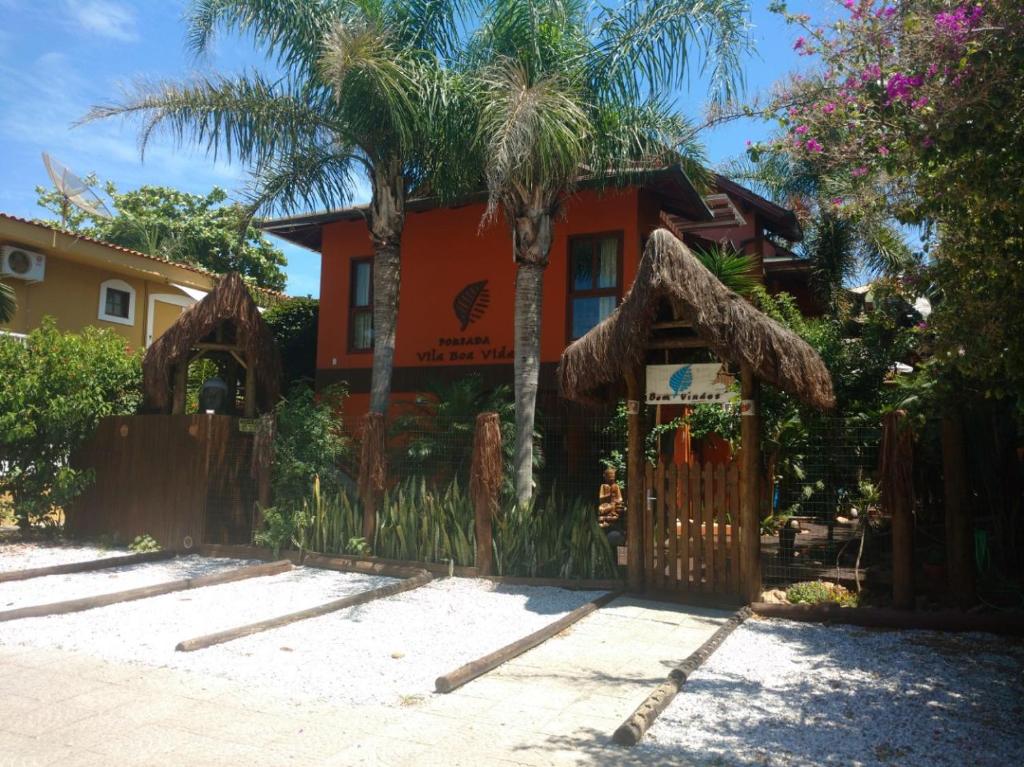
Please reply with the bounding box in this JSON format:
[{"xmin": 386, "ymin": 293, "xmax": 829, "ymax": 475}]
[
  {"xmin": 511, "ymin": 209, "xmax": 553, "ymax": 508},
  {"xmin": 366, "ymin": 161, "xmax": 406, "ymax": 416}
]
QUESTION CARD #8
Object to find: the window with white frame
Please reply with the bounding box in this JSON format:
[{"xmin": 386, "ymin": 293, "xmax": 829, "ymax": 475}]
[{"xmin": 98, "ymin": 279, "xmax": 136, "ymax": 326}]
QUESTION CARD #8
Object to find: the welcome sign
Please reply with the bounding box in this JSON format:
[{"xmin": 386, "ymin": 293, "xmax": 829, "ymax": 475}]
[{"xmin": 646, "ymin": 363, "xmax": 736, "ymax": 405}]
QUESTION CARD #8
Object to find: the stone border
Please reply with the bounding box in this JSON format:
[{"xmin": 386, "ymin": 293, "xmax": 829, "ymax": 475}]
[{"xmin": 613, "ymin": 606, "xmax": 752, "ymax": 746}]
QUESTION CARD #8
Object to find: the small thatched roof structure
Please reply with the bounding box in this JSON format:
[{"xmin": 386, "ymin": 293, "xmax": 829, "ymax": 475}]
[
  {"xmin": 558, "ymin": 229, "xmax": 835, "ymax": 410},
  {"xmin": 143, "ymin": 272, "xmax": 281, "ymax": 413}
]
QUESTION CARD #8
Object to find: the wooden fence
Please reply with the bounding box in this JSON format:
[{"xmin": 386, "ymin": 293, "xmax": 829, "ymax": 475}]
[
  {"xmin": 644, "ymin": 459, "xmax": 743, "ymax": 602},
  {"xmin": 68, "ymin": 415, "xmax": 268, "ymax": 550}
]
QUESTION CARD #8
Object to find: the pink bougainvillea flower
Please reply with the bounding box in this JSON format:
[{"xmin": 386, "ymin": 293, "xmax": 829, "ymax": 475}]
[
  {"xmin": 878, "ymin": 145, "xmax": 890, "ymax": 156},
  {"xmin": 745, "ymin": 139, "xmax": 752, "ymax": 147},
  {"xmin": 922, "ymin": 136, "xmax": 935, "ymax": 148},
  {"xmin": 795, "ymin": 124, "xmax": 809, "ymax": 135},
  {"xmin": 794, "ymin": 36, "xmax": 806, "ymax": 50},
  {"xmin": 843, "ymin": 0, "xmax": 855, "ymax": 10},
  {"xmin": 788, "ymin": 107, "xmax": 800, "ymax": 117},
  {"xmin": 831, "ymin": 197, "xmax": 843, "ymax": 206},
  {"xmin": 851, "ymin": 166, "xmax": 868, "ymax": 177},
  {"xmin": 806, "ymin": 138, "xmax": 824, "ymax": 153},
  {"xmin": 823, "ymin": 102, "xmax": 836, "ymax": 114}
]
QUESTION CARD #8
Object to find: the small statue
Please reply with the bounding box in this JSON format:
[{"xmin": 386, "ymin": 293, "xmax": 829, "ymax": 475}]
[{"xmin": 598, "ymin": 467, "xmax": 624, "ymax": 529}]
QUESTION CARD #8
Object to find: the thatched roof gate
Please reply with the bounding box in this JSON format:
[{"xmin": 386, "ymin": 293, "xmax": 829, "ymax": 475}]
[
  {"xmin": 557, "ymin": 229, "xmax": 835, "ymax": 600},
  {"xmin": 142, "ymin": 272, "xmax": 281, "ymax": 416}
]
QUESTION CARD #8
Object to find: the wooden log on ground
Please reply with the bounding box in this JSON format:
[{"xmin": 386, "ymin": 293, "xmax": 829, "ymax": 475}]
[
  {"xmin": 176, "ymin": 569, "xmax": 433, "ymax": 652},
  {"xmin": 198, "ymin": 543, "xmax": 302, "ymax": 564},
  {"xmin": 302, "ymin": 552, "xmax": 476, "ymax": 579},
  {"xmin": 750, "ymin": 602, "xmax": 1024, "ymax": 636},
  {"xmin": 613, "ymin": 607, "xmax": 752, "ymax": 746},
  {"xmin": 0, "ymin": 560, "xmax": 292, "ymax": 622},
  {"xmin": 435, "ymin": 590, "xmax": 623, "ymax": 693},
  {"xmin": 0, "ymin": 550, "xmax": 178, "ymax": 583}
]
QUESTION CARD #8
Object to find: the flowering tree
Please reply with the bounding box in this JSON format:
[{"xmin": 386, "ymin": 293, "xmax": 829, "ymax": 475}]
[{"xmin": 761, "ymin": 0, "xmax": 1024, "ymax": 406}]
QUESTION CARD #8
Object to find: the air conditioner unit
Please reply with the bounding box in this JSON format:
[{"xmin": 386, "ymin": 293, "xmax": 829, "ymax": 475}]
[{"xmin": 1, "ymin": 246, "xmax": 46, "ymax": 282}]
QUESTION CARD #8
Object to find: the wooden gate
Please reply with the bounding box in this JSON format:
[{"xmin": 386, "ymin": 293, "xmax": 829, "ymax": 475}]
[{"xmin": 643, "ymin": 458, "xmax": 745, "ymax": 603}]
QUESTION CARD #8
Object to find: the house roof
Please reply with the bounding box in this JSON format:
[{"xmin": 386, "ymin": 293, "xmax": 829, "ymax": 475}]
[
  {"xmin": 259, "ymin": 165, "xmax": 714, "ymax": 252},
  {"xmin": 712, "ymin": 175, "xmax": 803, "ymax": 241},
  {"xmin": 0, "ymin": 213, "xmax": 288, "ymax": 300},
  {"xmin": 558, "ymin": 228, "xmax": 835, "ymax": 411}
]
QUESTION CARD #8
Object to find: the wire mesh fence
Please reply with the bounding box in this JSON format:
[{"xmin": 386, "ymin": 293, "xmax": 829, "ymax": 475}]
[{"xmin": 762, "ymin": 417, "xmax": 884, "ymax": 587}]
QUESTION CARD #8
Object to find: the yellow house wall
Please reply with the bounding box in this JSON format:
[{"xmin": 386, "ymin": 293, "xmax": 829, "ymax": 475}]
[{"xmin": 1, "ymin": 253, "xmax": 192, "ymax": 349}]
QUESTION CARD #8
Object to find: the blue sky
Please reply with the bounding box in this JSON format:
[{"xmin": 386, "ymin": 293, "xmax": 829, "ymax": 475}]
[{"xmin": 0, "ymin": 0, "xmax": 821, "ymax": 297}]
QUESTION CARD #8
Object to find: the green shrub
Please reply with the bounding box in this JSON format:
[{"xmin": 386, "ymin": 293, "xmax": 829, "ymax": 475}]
[
  {"xmin": 253, "ymin": 505, "xmax": 294, "ymax": 557},
  {"xmin": 786, "ymin": 580, "xmax": 858, "ymax": 607},
  {"xmin": 0, "ymin": 319, "xmax": 142, "ymax": 529},
  {"xmin": 272, "ymin": 383, "xmax": 350, "ymax": 511},
  {"xmin": 129, "ymin": 534, "xmax": 161, "ymax": 553}
]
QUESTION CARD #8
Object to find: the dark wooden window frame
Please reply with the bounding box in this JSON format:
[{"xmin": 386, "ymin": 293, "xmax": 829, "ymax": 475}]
[
  {"xmin": 566, "ymin": 231, "xmax": 624, "ymax": 343},
  {"xmin": 349, "ymin": 257, "xmax": 373, "ymax": 353}
]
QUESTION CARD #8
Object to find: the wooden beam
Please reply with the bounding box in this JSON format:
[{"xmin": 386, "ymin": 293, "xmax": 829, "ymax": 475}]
[
  {"xmin": 171, "ymin": 361, "xmax": 187, "ymax": 415},
  {"xmin": 434, "ymin": 591, "xmax": 622, "ymax": 693},
  {"xmin": 739, "ymin": 364, "xmax": 762, "ymax": 604},
  {"xmin": 194, "ymin": 342, "xmax": 244, "ymax": 353},
  {"xmin": 0, "ymin": 560, "xmax": 292, "ymax": 622},
  {"xmin": 0, "ymin": 550, "xmax": 176, "ymax": 583},
  {"xmin": 750, "ymin": 602, "xmax": 1024, "ymax": 635},
  {"xmin": 176, "ymin": 570, "xmax": 433, "ymax": 652},
  {"xmin": 624, "ymin": 367, "xmax": 645, "ymax": 592},
  {"xmin": 651, "ymin": 320, "xmax": 693, "ymax": 330},
  {"xmin": 645, "ymin": 337, "xmax": 708, "ymax": 350}
]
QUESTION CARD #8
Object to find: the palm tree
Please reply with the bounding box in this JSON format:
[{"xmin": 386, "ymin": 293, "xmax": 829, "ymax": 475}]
[
  {"xmin": 692, "ymin": 243, "xmax": 757, "ymax": 296},
  {"xmin": 465, "ymin": 0, "xmax": 751, "ymax": 506},
  {"xmin": 85, "ymin": 0, "xmax": 469, "ymax": 415},
  {"xmin": 723, "ymin": 151, "xmax": 914, "ymax": 309},
  {"xmin": 0, "ymin": 283, "xmax": 14, "ymax": 324}
]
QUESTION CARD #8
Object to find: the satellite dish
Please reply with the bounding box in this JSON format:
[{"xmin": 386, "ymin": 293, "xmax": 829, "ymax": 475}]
[{"xmin": 42, "ymin": 152, "xmax": 114, "ymax": 226}]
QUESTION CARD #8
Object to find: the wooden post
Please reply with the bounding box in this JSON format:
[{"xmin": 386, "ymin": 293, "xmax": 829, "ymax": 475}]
[
  {"xmin": 625, "ymin": 367, "xmax": 645, "ymax": 592},
  {"xmin": 171, "ymin": 361, "xmax": 187, "ymax": 414},
  {"xmin": 243, "ymin": 353, "xmax": 257, "ymax": 417},
  {"xmin": 358, "ymin": 412, "xmax": 387, "ymax": 546},
  {"xmin": 942, "ymin": 408, "xmax": 975, "ymax": 608},
  {"xmin": 739, "ymin": 364, "xmax": 762, "ymax": 604},
  {"xmin": 470, "ymin": 412, "xmax": 502, "ymax": 576},
  {"xmin": 880, "ymin": 410, "xmax": 915, "ymax": 610}
]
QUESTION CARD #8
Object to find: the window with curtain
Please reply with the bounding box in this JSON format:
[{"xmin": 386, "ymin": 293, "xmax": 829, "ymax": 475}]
[
  {"xmin": 349, "ymin": 258, "xmax": 373, "ymax": 351},
  {"xmin": 568, "ymin": 233, "xmax": 621, "ymax": 341}
]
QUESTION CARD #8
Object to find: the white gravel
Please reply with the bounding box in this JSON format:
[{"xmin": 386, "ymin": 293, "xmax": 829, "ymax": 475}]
[
  {"xmin": 0, "ymin": 560, "xmax": 604, "ymax": 708},
  {"xmin": 639, "ymin": 617, "xmax": 1024, "ymax": 767},
  {"xmin": 178, "ymin": 578, "xmax": 604, "ymax": 706},
  {"xmin": 0, "ymin": 541, "xmax": 127, "ymax": 572},
  {"xmin": 0, "ymin": 566, "xmax": 394, "ymax": 665},
  {"xmin": 0, "ymin": 555, "xmax": 253, "ymax": 610}
]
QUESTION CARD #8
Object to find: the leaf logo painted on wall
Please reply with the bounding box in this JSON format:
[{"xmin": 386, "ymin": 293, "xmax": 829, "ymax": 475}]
[
  {"xmin": 453, "ymin": 280, "xmax": 491, "ymax": 330},
  {"xmin": 669, "ymin": 365, "xmax": 693, "ymax": 395}
]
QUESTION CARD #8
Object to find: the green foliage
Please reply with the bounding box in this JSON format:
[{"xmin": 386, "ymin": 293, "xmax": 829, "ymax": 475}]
[
  {"xmin": 253, "ymin": 505, "xmax": 294, "ymax": 557},
  {"xmin": 785, "ymin": 580, "xmax": 858, "ymax": 608},
  {"xmin": 692, "ymin": 243, "xmax": 758, "ymax": 296},
  {"xmin": 374, "ymin": 477, "xmax": 477, "ymax": 566},
  {"xmin": 35, "ymin": 181, "xmax": 287, "ymax": 291},
  {"xmin": 271, "ymin": 383, "xmax": 351, "ymax": 511},
  {"xmin": 492, "ymin": 494, "xmax": 617, "ymax": 580},
  {"xmin": 129, "ymin": 534, "xmax": 161, "ymax": 553},
  {"xmin": 262, "ymin": 297, "xmax": 318, "ymax": 386},
  {"xmin": 0, "ymin": 319, "xmax": 142, "ymax": 528}
]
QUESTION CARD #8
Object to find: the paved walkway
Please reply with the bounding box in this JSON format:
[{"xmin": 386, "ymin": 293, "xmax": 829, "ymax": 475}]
[{"xmin": 0, "ymin": 597, "xmax": 729, "ymax": 766}]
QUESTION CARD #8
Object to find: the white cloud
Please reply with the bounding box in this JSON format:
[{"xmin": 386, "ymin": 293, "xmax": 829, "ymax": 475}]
[{"xmin": 66, "ymin": 1, "xmax": 138, "ymax": 42}]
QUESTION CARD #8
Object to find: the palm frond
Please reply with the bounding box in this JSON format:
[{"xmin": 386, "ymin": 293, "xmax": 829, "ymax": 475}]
[
  {"xmin": 187, "ymin": 0, "xmax": 340, "ymax": 77},
  {"xmin": 692, "ymin": 243, "xmax": 758, "ymax": 296},
  {"xmin": 82, "ymin": 74, "xmax": 338, "ymax": 165},
  {"xmin": 244, "ymin": 143, "xmax": 363, "ymax": 218},
  {"xmin": 475, "ymin": 57, "xmax": 590, "ymax": 216},
  {"xmin": 593, "ymin": 0, "xmax": 751, "ymax": 104},
  {"xmin": 855, "ymin": 219, "xmax": 915, "ymax": 276}
]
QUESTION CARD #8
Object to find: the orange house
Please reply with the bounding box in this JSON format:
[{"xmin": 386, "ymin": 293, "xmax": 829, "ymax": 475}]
[{"xmin": 262, "ymin": 167, "xmax": 811, "ymax": 420}]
